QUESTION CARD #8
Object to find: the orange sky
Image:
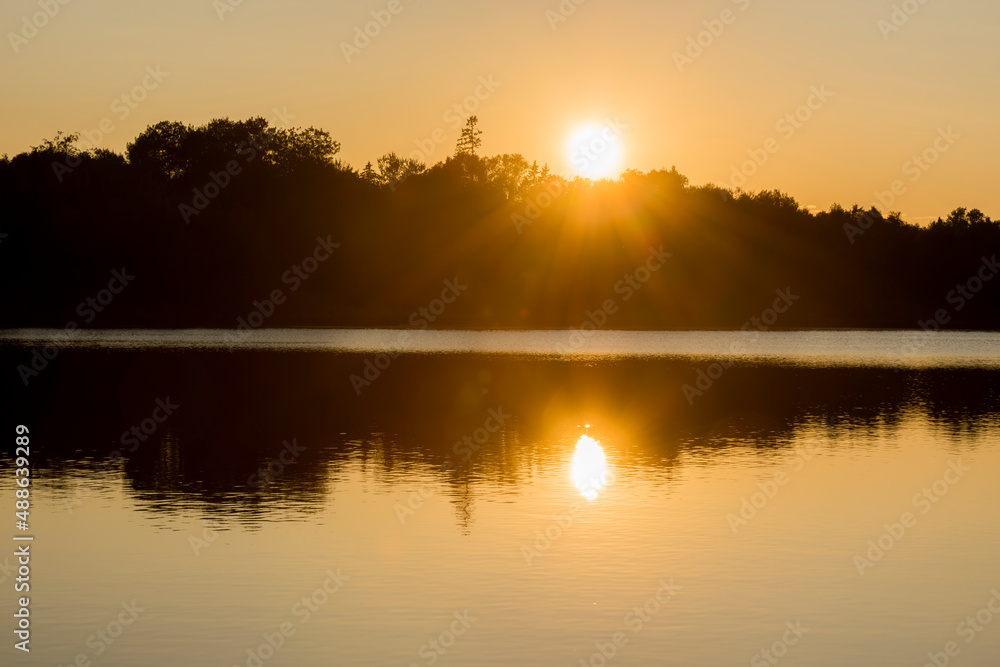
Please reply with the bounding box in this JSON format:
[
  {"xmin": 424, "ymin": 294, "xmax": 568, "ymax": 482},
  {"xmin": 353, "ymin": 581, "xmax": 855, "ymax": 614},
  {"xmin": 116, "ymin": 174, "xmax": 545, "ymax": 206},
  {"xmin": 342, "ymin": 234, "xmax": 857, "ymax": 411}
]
[{"xmin": 2, "ymin": 0, "xmax": 997, "ymax": 222}]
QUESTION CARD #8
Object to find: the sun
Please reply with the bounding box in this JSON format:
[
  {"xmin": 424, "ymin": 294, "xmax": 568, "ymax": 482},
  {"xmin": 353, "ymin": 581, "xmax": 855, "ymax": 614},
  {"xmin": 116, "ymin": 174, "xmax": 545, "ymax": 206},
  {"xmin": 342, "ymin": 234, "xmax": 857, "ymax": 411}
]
[{"xmin": 566, "ymin": 123, "xmax": 624, "ymax": 179}]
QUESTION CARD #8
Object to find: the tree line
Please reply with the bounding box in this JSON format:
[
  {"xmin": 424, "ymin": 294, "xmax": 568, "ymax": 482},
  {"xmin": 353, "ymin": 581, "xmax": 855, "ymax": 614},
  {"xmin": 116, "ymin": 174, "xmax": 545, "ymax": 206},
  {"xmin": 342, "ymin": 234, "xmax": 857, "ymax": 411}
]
[{"xmin": 1, "ymin": 116, "xmax": 997, "ymax": 330}]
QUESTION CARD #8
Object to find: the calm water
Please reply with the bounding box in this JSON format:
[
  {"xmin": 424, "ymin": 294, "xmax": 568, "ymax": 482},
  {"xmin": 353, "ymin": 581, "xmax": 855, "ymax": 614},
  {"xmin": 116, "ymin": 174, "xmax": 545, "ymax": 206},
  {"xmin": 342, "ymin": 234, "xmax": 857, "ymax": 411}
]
[
  {"xmin": 6, "ymin": 328, "xmax": 1000, "ymax": 367},
  {"xmin": 1, "ymin": 330, "xmax": 999, "ymax": 666}
]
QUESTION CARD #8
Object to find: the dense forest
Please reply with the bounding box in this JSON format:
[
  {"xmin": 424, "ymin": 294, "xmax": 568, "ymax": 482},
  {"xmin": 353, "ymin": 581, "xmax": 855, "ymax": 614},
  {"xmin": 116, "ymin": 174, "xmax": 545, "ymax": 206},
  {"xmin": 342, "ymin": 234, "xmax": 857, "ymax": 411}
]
[{"xmin": 1, "ymin": 116, "xmax": 998, "ymax": 330}]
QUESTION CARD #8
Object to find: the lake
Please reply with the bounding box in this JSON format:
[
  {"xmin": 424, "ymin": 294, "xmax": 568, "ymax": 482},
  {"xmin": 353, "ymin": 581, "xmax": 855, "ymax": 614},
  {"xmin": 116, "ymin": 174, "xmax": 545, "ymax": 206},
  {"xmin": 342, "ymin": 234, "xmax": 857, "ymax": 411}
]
[{"xmin": 1, "ymin": 329, "xmax": 999, "ymax": 666}]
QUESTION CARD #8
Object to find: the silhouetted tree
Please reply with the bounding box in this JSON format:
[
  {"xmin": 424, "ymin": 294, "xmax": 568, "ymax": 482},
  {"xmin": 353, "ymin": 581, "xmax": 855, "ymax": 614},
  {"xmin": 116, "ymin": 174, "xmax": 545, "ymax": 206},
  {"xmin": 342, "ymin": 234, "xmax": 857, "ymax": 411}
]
[
  {"xmin": 360, "ymin": 161, "xmax": 380, "ymax": 185},
  {"xmin": 377, "ymin": 152, "xmax": 425, "ymax": 189},
  {"xmin": 456, "ymin": 116, "xmax": 483, "ymax": 156},
  {"xmin": 126, "ymin": 121, "xmax": 190, "ymax": 180},
  {"xmin": 486, "ymin": 153, "xmax": 531, "ymax": 199}
]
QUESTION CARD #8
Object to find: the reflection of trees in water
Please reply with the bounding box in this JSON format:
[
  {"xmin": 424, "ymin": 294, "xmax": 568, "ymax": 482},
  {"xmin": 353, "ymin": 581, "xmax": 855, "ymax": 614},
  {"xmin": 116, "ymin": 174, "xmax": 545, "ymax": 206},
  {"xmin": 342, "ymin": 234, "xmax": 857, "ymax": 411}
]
[
  {"xmin": 5, "ymin": 349, "xmax": 999, "ymax": 529},
  {"xmin": 452, "ymin": 482, "xmax": 475, "ymax": 536}
]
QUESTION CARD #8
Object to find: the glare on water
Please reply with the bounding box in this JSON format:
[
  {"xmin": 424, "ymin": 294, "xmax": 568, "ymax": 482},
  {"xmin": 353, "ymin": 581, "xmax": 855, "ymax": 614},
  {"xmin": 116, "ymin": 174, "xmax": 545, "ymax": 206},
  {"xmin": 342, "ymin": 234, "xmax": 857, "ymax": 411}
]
[{"xmin": 571, "ymin": 434, "xmax": 611, "ymax": 500}]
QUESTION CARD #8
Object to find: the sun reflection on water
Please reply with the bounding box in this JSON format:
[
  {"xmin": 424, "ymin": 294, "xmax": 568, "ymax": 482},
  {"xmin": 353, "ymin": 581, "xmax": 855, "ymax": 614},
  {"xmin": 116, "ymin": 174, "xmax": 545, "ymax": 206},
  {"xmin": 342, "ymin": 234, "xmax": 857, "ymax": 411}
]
[{"xmin": 571, "ymin": 435, "xmax": 611, "ymax": 500}]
